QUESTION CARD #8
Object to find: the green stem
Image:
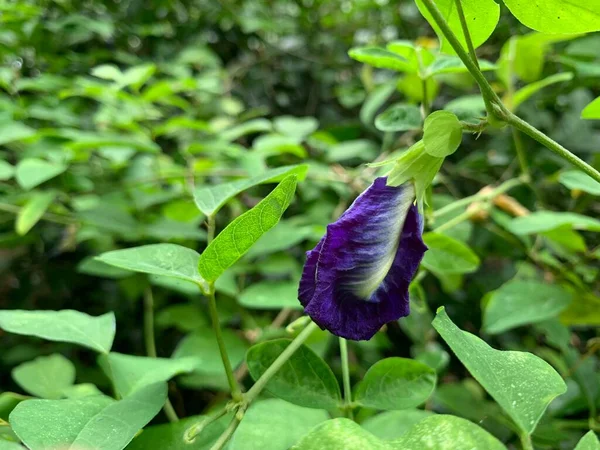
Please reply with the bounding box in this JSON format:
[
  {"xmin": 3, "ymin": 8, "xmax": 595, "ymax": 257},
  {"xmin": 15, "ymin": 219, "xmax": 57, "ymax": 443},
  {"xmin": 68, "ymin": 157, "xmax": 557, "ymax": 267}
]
[
  {"xmin": 419, "ymin": 0, "xmax": 600, "ymax": 184},
  {"xmin": 511, "ymin": 128, "xmax": 530, "ymax": 179},
  {"xmin": 143, "ymin": 287, "xmax": 179, "ymax": 423},
  {"xmin": 519, "ymin": 431, "xmax": 534, "ymax": 450},
  {"xmin": 207, "ymin": 214, "xmax": 216, "ymax": 243},
  {"xmin": 432, "ymin": 177, "xmax": 524, "ymax": 219},
  {"xmin": 453, "ymin": 0, "xmax": 479, "ymax": 69},
  {"xmin": 245, "ymin": 321, "xmax": 319, "ymax": 404},
  {"xmin": 339, "ymin": 338, "xmax": 354, "ymax": 420},
  {"xmin": 207, "ymin": 285, "xmax": 243, "ymax": 402},
  {"xmin": 0, "ymin": 202, "xmax": 76, "ymax": 226},
  {"xmin": 209, "ymin": 416, "xmax": 242, "ymax": 450},
  {"xmin": 433, "ymin": 208, "xmax": 478, "ymax": 233},
  {"xmin": 418, "ymin": 0, "xmax": 502, "ymax": 114},
  {"xmin": 507, "ymin": 112, "xmax": 600, "ymax": 184}
]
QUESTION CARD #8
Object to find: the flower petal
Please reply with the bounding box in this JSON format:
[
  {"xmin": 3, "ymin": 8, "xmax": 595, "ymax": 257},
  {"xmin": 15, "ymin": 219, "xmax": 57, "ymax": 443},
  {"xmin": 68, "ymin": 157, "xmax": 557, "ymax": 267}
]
[{"xmin": 298, "ymin": 178, "xmax": 427, "ymax": 340}]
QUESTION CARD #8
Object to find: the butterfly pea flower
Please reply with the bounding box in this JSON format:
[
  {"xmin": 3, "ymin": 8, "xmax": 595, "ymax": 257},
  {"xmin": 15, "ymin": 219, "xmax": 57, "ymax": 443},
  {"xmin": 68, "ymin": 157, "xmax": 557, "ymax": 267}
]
[{"xmin": 298, "ymin": 177, "xmax": 427, "ymax": 341}]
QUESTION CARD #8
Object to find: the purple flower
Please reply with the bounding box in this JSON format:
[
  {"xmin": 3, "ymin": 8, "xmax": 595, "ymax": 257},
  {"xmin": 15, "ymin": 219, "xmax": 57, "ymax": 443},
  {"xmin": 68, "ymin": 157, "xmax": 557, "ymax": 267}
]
[{"xmin": 298, "ymin": 177, "xmax": 427, "ymax": 341}]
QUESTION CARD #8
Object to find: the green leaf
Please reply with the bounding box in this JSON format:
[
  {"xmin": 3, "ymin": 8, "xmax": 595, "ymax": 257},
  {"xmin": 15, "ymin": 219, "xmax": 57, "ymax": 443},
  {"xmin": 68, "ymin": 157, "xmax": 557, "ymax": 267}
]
[
  {"xmin": 91, "ymin": 64, "xmax": 122, "ymax": 81},
  {"xmin": 238, "ymin": 281, "xmax": 303, "ymax": 310},
  {"xmin": 422, "ymin": 232, "xmax": 480, "ymax": 275},
  {"xmin": 374, "ymin": 103, "xmax": 422, "ymax": 132},
  {"xmin": 511, "ymin": 72, "xmax": 573, "ymax": 110},
  {"xmin": 392, "ymin": 414, "xmax": 507, "ymax": 449},
  {"xmin": 561, "ymin": 292, "xmax": 600, "ymax": 326},
  {"xmin": 355, "ymin": 358, "xmax": 436, "ymax": 411},
  {"xmin": 0, "ymin": 160, "xmax": 15, "ymax": 180},
  {"xmin": 348, "ymin": 47, "xmax": 413, "ymax": 72},
  {"xmin": 0, "ymin": 441, "xmax": 24, "ymax": 450},
  {"xmin": 155, "ymin": 303, "xmax": 207, "ymax": 331},
  {"xmin": 575, "ymin": 431, "xmax": 600, "ymax": 450},
  {"xmin": 172, "ymin": 328, "xmax": 248, "ymax": 389},
  {"xmin": 96, "ymin": 244, "xmax": 203, "ymax": 285},
  {"xmin": 291, "ymin": 418, "xmax": 386, "ymax": 450},
  {"xmin": 126, "ymin": 414, "xmax": 229, "ymax": 450},
  {"xmin": 15, "ymin": 191, "xmax": 56, "ymax": 235},
  {"xmin": 433, "ymin": 307, "xmax": 567, "ymax": 434},
  {"xmin": 220, "ymin": 118, "xmax": 273, "ymax": 142},
  {"xmin": 0, "ymin": 122, "xmax": 36, "ymax": 145},
  {"xmin": 194, "ymin": 165, "xmax": 306, "ymax": 216},
  {"xmin": 0, "ymin": 310, "xmax": 115, "ymax": 353},
  {"xmin": 77, "ymin": 257, "xmax": 133, "ymax": 279},
  {"xmin": 415, "ymin": 0, "xmax": 500, "ymax": 54},
  {"xmin": 326, "ymin": 140, "xmax": 378, "ymax": 163},
  {"xmin": 497, "ymin": 33, "xmax": 577, "ymax": 84},
  {"xmin": 559, "ymin": 170, "xmax": 600, "ymax": 195},
  {"xmin": 359, "ymin": 81, "xmax": 398, "ymax": 127},
  {"xmin": 230, "ymin": 399, "xmax": 329, "ymax": 450},
  {"xmin": 99, "ymin": 352, "xmax": 199, "ymax": 397},
  {"xmin": 198, "ymin": 175, "xmax": 297, "ymax": 282},
  {"xmin": 10, "ymin": 383, "xmax": 167, "ymax": 450},
  {"xmin": 444, "ymin": 95, "xmax": 486, "ymax": 124},
  {"xmin": 15, "ymin": 159, "xmax": 67, "ymax": 190},
  {"xmin": 425, "ymin": 56, "xmax": 496, "ymax": 77},
  {"xmin": 502, "ymin": 1, "xmax": 600, "ymax": 33},
  {"xmin": 12, "ymin": 354, "xmax": 75, "ymax": 399},
  {"xmin": 483, "ymin": 281, "xmax": 572, "ymax": 334},
  {"xmin": 246, "ymin": 339, "xmax": 341, "ymax": 409},
  {"xmin": 582, "ymin": 96, "xmax": 600, "ymax": 119},
  {"xmin": 508, "ymin": 212, "xmax": 600, "ymax": 234},
  {"xmin": 423, "ymin": 111, "xmax": 462, "ymax": 157},
  {"xmin": 274, "ymin": 116, "xmax": 319, "ymax": 139},
  {"xmin": 361, "ymin": 410, "xmax": 433, "ymax": 441}
]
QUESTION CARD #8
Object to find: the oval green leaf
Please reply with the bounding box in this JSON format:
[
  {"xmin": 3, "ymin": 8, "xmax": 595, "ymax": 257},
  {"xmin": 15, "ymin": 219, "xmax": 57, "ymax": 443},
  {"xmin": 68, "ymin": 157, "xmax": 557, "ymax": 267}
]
[
  {"xmin": 374, "ymin": 103, "xmax": 422, "ymax": 132},
  {"xmin": 238, "ymin": 281, "xmax": 303, "ymax": 310},
  {"xmin": 15, "ymin": 191, "xmax": 56, "ymax": 235},
  {"xmin": 423, "ymin": 111, "xmax": 462, "ymax": 157},
  {"xmin": 246, "ymin": 339, "xmax": 341, "ymax": 410},
  {"xmin": 355, "ymin": 358, "xmax": 436, "ymax": 411},
  {"xmin": 483, "ymin": 280, "xmax": 572, "ymax": 334},
  {"xmin": 12, "ymin": 354, "xmax": 75, "ymax": 399},
  {"xmin": 422, "ymin": 232, "xmax": 480, "ymax": 275},
  {"xmin": 348, "ymin": 47, "xmax": 413, "ymax": 72},
  {"xmin": 508, "ymin": 212, "xmax": 600, "ymax": 234},
  {"xmin": 582, "ymin": 96, "xmax": 600, "ymax": 120}
]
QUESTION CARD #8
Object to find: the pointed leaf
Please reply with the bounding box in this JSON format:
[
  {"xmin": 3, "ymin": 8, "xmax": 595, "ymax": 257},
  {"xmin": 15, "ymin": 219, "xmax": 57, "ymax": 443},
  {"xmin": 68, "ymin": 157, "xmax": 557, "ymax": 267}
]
[
  {"xmin": 582, "ymin": 97, "xmax": 600, "ymax": 119},
  {"xmin": 348, "ymin": 47, "xmax": 414, "ymax": 72},
  {"xmin": 512, "ymin": 72, "xmax": 573, "ymax": 110},
  {"xmin": 433, "ymin": 307, "xmax": 567, "ymax": 434},
  {"xmin": 483, "ymin": 281, "xmax": 572, "ymax": 334},
  {"xmin": 10, "ymin": 383, "xmax": 167, "ymax": 450},
  {"xmin": 99, "ymin": 352, "xmax": 199, "ymax": 397},
  {"xmin": 198, "ymin": 175, "xmax": 297, "ymax": 282},
  {"xmin": 0, "ymin": 310, "xmax": 115, "ymax": 353},
  {"xmin": 96, "ymin": 244, "xmax": 203, "ymax": 284},
  {"xmin": 422, "ymin": 232, "xmax": 480, "ymax": 275},
  {"xmin": 12, "ymin": 354, "xmax": 75, "ymax": 399},
  {"xmin": 575, "ymin": 431, "xmax": 600, "ymax": 450},
  {"xmin": 559, "ymin": 170, "xmax": 600, "ymax": 195},
  {"xmin": 15, "ymin": 159, "xmax": 66, "ymax": 190},
  {"xmin": 15, "ymin": 191, "xmax": 56, "ymax": 235}
]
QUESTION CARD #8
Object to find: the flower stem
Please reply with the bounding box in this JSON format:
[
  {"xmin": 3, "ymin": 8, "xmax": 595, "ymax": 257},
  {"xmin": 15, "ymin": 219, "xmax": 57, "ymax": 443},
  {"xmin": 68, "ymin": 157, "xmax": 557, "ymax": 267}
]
[
  {"xmin": 453, "ymin": 0, "xmax": 479, "ymax": 69},
  {"xmin": 207, "ymin": 214, "xmax": 216, "ymax": 243},
  {"xmin": 432, "ymin": 177, "xmax": 524, "ymax": 219},
  {"xmin": 209, "ymin": 416, "xmax": 242, "ymax": 450},
  {"xmin": 519, "ymin": 431, "xmax": 534, "ymax": 450},
  {"xmin": 339, "ymin": 338, "xmax": 354, "ymax": 420},
  {"xmin": 244, "ymin": 321, "xmax": 319, "ymax": 404},
  {"xmin": 206, "ymin": 284, "xmax": 243, "ymax": 402},
  {"xmin": 143, "ymin": 287, "xmax": 179, "ymax": 423},
  {"xmin": 418, "ymin": 0, "xmax": 600, "ymax": 184}
]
